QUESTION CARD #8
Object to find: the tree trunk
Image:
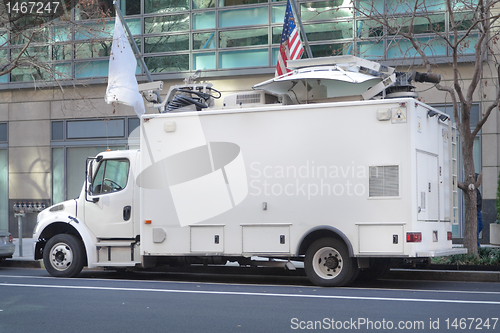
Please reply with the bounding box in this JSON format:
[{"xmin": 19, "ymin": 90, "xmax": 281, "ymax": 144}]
[{"xmin": 461, "ymin": 136, "xmax": 478, "ymax": 256}]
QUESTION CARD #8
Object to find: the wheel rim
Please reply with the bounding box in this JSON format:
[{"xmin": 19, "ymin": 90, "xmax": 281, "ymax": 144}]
[
  {"xmin": 49, "ymin": 242, "xmax": 73, "ymax": 271},
  {"xmin": 312, "ymin": 246, "xmax": 342, "ymax": 280}
]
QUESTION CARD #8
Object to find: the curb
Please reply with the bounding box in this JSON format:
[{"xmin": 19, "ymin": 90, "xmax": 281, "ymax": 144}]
[
  {"xmin": 2, "ymin": 259, "xmax": 500, "ymax": 283},
  {"xmin": 2, "ymin": 259, "xmax": 43, "ymax": 269},
  {"xmin": 384, "ymin": 268, "xmax": 500, "ymax": 283}
]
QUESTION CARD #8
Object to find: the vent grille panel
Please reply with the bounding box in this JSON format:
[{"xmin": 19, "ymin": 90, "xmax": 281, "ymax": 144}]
[{"xmin": 369, "ymin": 165, "xmax": 399, "ymax": 197}]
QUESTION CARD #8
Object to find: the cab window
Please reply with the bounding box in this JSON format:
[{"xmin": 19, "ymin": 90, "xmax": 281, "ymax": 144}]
[{"xmin": 92, "ymin": 159, "xmax": 130, "ymax": 195}]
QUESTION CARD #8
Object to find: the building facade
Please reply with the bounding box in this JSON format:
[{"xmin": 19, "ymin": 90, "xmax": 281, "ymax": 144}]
[{"xmin": 0, "ymin": 0, "xmax": 497, "ymax": 243}]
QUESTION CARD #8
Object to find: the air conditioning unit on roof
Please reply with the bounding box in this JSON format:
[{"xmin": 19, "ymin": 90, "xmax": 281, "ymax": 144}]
[{"xmin": 223, "ymin": 91, "xmax": 279, "ymax": 108}]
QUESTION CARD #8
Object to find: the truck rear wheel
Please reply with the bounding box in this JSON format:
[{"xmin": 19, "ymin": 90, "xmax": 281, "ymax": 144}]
[
  {"xmin": 43, "ymin": 234, "xmax": 85, "ymax": 278},
  {"xmin": 304, "ymin": 238, "xmax": 358, "ymax": 287}
]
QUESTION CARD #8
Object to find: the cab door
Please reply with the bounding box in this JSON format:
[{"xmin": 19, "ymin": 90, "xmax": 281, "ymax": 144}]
[{"xmin": 85, "ymin": 158, "xmax": 134, "ymax": 239}]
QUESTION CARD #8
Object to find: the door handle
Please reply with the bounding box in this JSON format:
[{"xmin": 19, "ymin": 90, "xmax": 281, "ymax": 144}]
[{"xmin": 123, "ymin": 206, "xmax": 131, "ymax": 221}]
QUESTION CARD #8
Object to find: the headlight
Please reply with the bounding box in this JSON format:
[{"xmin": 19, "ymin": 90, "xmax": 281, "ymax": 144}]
[{"xmin": 49, "ymin": 204, "xmax": 64, "ymax": 212}]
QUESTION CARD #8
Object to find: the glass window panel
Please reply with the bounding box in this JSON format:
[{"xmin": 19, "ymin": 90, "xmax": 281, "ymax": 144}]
[
  {"xmin": 272, "ymin": 27, "xmax": 282, "ymax": 44},
  {"xmin": 67, "ymin": 119, "xmax": 125, "ymax": 139},
  {"xmin": 11, "ymin": 28, "xmax": 49, "ymax": 45},
  {"xmin": 357, "ymin": 41, "xmax": 384, "ymax": 59},
  {"xmin": 301, "ymin": 2, "xmax": 353, "ymax": 21},
  {"xmin": 387, "ymin": 0, "xmax": 445, "ymax": 13},
  {"xmin": 193, "ymin": 32, "xmax": 216, "ymax": 49},
  {"xmin": 145, "ymin": 14, "xmax": 189, "ymax": 34},
  {"xmin": 53, "ymin": 25, "xmax": 71, "ymax": 42},
  {"xmin": 451, "ymin": 12, "xmax": 476, "ymax": 31},
  {"xmin": 54, "ymin": 63, "xmax": 72, "ymax": 80},
  {"xmin": 220, "ymin": 29, "xmax": 268, "ymax": 48},
  {"xmin": 52, "ymin": 148, "xmax": 64, "ymax": 205},
  {"xmin": 387, "ymin": 37, "xmax": 447, "ymax": 58},
  {"xmin": 450, "ymin": 34, "xmax": 477, "ymax": 55},
  {"xmin": 0, "ymin": 49, "xmax": 7, "ymax": 62},
  {"xmin": 219, "ymin": 0, "xmax": 267, "ymax": 6},
  {"xmin": 355, "ymin": 0, "xmax": 384, "ymax": 15},
  {"xmin": 193, "ymin": 11, "xmax": 215, "ymax": 29},
  {"xmin": 272, "ymin": 47, "xmax": 279, "ymax": 65},
  {"xmin": 0, "ymin": 74, "xmax": 6, "ymax": 83},
  {"xmin": 75, "ymin": 0, "xmax": 114, "ymax": 19},
  {"xmin": 128, "ymin": 118, "xmax": 140, "ymax": 136},
  {"xmin": 219, "ymin": 49, "xmax": 268, "ymax": 68},
  {"xmin": 52, "ymin": 43, "xmax": 72, "ymax": 60},
  {"xmin": 0, "ymin": 123, "xmax": 7, "ymax": 142},
  {"xmin": 75, "ymin": 41, "xmax": 112, "ymax": 58},
  {"xmin": 93, "ymin": 159, "xmax": 130, "ymax": 194},
  {"xmin": 145, "ymin": 0, "xmax": 189, "ymax": 13},
  {"xmin": 145, "ymin": 35, "xmax": 189, "ymax": 53},
  {"xmin": 452, "ymin": 0, "xmax": 478, "ymax": 11},
  {"xmin": 357, "ymin": 20, "xmax": 384, "ymax": 38},
  {"xmin": 193, "ymin": 52, "xmax": 216, "ymax": 70},
  {"xmin": 0, "ymin": 150, "xmax": 7, "ymax": 231},
  {"xmin": 11, "ymin": 66, "xmax": 48, "ymax": 82},
  {"xmin": 193, "ymin": 0, "xmax": 216, "ymax": 8},
  {"xmin": 75, "ymin": 60, "xmax": 109, "ymax": 78},
  {"xmin": 219, "ymin": 7, "xmax": 268, "ymax": 28},
  {"xmin": 310, "ymin": 43, "xmax": 350, "ymax": 57},
  {"xmin": 125, "ymin": 18, "xmax": 142, "ymax": 35},
  {"xmin": 145, "ymin": 54, "xmax": 189, "ymax": 72},
  {"xmin": 52, "ymin": 121, "xmax": 64, "ymax": 141},
  {"xmin": 75, "ymin": 21, "xmax": 114, "ymax": 40},
  {"xmin": 11, "ymin": 46, "xmax": 50, "ymax": 62},
  {"xmin": 272, "ymin": 5, "xmax": 286, "ymax": 23},
  {"xmin": 304, "ymin": 21, "xmax": 353, "ymax": 42},
  {"xmin": 0, "ymin": 30, "xmax": 8, "ymax": 46},
  {"xmin": 388, "ymin": 15, "xmax": 445, "ymax": 35},
  {"xmin": 123, "ymin": 0, "xmax": 141, "ymax": 15},
  {"xmin": 74, "ymin": 18, "xmax": 137, "ymax": 39}
]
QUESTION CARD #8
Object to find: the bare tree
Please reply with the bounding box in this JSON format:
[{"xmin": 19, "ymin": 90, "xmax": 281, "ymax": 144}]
[
  {"xmin": 0, "ymin": 0, "xmax": 112, "ymax": 85},
  {"xmin": 354, "ymin": 0, "xmax": 500, "ymax": 255}
]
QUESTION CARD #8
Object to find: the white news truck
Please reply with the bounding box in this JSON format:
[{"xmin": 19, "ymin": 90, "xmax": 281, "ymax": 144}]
[{"xmin": 34, "ymin": 56, "xmax": 466, "ymax": 286}]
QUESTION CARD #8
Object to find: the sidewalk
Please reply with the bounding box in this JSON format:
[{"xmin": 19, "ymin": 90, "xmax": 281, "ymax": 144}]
[{"xmin": 2, "ymin": 238, "xmax": 500, "ymax": 282}]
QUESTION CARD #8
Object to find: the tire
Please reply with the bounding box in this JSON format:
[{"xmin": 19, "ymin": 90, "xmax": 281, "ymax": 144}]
[
  {"xmin": 43, "ymin": 234, "xmax": 85, "ymax": 278},
  {"xmin": 304, "ymin": 238, "xmax": 358, "ymax": 287}
]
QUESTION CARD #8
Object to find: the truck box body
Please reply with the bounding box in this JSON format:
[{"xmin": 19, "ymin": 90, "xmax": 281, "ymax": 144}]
[{"xmin": 137, "ymin": 98, "xmax": 456, "ymax": 259}]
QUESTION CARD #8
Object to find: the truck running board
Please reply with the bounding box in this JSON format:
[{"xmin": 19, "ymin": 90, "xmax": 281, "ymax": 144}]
[{"xmin": 95, "ymin": 240, "xmax": 139, "ymax": 265}]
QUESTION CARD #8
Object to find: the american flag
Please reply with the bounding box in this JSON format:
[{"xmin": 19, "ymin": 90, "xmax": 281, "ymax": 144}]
[{"xmin": 275, "ymin": 0, "xmax": 304, "ymax": 77}]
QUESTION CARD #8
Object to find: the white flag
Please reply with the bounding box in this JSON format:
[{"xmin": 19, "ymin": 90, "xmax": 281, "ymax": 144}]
[{"xmin": 105, "ymin": 14, "xmax": 145, "ymax": 117}]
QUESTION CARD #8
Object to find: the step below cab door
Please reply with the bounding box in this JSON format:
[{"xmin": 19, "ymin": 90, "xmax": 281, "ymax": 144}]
[{"xmin": 85, "ymin": 158, "xmax": 134, "ymax": 239}]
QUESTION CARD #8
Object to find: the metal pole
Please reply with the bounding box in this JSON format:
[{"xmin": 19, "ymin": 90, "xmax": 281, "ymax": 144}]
[
  {"xmin": 112, "ymin": 1, "xmax": 162, "ymax": 103},
  {"xmin": 289, "ymin": 0, "xmax": 313, "ymax": 59},
  {"xmin": 15, "ymin": 213, "xmax": 23, "ymax": 257}
]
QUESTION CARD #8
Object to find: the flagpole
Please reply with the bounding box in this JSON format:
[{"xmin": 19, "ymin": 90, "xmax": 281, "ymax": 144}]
[
  {"xmin": 289, "ymin": 0, "xmax": 313, "ymax": 58},
  {"xmin": 112, "ymin": 1, "xmax": 162, "ymax": 103}
]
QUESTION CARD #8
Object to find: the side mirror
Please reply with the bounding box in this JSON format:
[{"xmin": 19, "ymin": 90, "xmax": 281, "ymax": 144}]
[{"xmin": 85, "ymin": 157, "xmax": 100, "ymax": 203}]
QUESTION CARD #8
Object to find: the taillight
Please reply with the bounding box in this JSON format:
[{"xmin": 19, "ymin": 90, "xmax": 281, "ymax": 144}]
[
  {"xmin": 8, "ymin": 235, "xmax": 13, "ymax": 243},
  {"xmin": 406, "ymin": 232, "xmax": 422, "ymax": 243},
  {"xmin": 447, "ymin": 232, "xmax": 453, "ymax": 241}
]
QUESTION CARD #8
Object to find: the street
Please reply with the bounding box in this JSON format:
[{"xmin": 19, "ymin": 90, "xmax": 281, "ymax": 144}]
[{"xmin": 0, "ymin": 266, "xmax": 499, "ymax": 333}]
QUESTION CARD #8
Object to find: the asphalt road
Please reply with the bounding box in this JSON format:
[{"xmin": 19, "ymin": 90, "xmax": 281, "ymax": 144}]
[{"xmin": 0, "ymin": 267, "xmax": 499, "ymax": 333}]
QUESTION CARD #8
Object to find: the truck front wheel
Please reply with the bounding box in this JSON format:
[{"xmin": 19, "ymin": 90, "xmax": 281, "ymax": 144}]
[
  {"xmin": 305, "ymin": 238, "xmax": 358, "ymax": 287},
  {"xmin": 43, "ymin": 234, "xmax": 85, "ymax": 278}
]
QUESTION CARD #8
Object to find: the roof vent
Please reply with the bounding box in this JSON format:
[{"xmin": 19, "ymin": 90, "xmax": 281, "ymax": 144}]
[{"xmin": 223, "ymin": 91, "xmax": 278, "ymax": 108}]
